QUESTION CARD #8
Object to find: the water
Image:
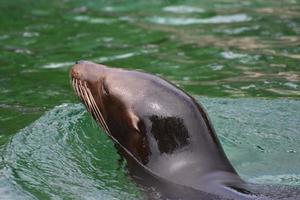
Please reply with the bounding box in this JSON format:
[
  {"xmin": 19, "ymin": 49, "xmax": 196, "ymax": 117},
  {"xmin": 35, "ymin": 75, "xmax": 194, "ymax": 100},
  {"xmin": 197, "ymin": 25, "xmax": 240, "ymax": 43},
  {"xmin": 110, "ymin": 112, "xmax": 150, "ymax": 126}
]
[{"xmin": 0, "ymin": 0, "xmax": 299, "ymax": 199}]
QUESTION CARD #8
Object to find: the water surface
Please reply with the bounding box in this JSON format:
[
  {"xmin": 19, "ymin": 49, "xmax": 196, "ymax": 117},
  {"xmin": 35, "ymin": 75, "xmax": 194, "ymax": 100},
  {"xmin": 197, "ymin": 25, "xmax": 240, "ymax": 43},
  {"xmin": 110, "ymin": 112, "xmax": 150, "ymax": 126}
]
[{"xmin": 0, "ymin": 0, "xmax": 299, "ymax": 199}]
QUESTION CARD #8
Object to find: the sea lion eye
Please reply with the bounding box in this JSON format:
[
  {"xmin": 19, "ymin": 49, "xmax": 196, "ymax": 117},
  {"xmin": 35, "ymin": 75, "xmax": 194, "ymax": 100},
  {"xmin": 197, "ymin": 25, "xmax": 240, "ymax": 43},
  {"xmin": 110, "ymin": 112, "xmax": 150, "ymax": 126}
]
[{"xmin": 102, "ymin": 81, "xmax": 110, "ymax": 95}]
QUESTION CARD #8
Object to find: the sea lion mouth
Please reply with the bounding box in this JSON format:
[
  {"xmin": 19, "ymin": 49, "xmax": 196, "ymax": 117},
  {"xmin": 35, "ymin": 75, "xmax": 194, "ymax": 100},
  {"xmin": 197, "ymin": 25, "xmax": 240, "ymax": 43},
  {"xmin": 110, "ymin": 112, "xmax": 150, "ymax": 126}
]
[{"xmin": 71, "ymin": 77, "xmax": 111, "ymax": 135}]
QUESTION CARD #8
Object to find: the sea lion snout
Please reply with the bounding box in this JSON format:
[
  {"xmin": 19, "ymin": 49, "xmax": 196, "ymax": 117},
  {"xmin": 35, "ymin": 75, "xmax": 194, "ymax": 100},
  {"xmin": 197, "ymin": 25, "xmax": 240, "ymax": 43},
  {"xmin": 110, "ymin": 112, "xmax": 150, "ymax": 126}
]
[
  {"xmin": 71, "ymin": 61, "xmax": 108, "ymax": 82},
  {"xmin": 71, "ymin": 63, "xmax": 85, "ymax": 80}
]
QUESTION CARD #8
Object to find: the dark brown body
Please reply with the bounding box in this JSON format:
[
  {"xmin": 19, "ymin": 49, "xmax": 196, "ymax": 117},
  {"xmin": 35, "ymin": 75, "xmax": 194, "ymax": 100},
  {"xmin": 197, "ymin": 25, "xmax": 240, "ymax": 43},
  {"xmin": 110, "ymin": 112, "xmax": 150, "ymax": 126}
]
[{"xmin": 71, "ymin": 61, "xmax": 300, "ymax": 200}]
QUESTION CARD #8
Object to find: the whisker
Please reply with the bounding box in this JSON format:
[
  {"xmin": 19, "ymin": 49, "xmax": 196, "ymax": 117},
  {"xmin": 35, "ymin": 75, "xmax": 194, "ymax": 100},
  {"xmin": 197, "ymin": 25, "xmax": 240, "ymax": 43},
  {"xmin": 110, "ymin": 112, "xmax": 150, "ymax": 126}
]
[
  {"xmin": 81, "ymin": 81, "xmax": 109, "ymax": 134},
  {"xmin": 80, "ymin": 82, "xmax": 106, "ymax": 131},
  {"xmin": 76, "ymin": 80, "xmax": 84, "ymax": 101},
  {"xmin": 72, "ymin": 77, "xmax": 112, "ymax": 136},
  {"xmin": 72, "ymin": 79, "xmax": 76, "ymax": 93},
  {"xmin": 78, "ymin": 81, "xmax": 92, "ymax": 113},
  {"xmin": 75, "ymin": 79, "xmax": 81, "ymax": 97},
  {"xmin": 84, "ymin": 82, "xmax": 111, "ymax": 135}
]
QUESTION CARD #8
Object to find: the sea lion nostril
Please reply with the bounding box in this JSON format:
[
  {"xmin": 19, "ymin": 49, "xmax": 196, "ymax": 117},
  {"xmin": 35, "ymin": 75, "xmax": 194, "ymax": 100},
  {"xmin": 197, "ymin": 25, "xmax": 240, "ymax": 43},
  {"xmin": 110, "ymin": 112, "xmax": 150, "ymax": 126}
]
[{"xmin": 71, "ymin": 65, "xmax": 82, "ymax": 78}]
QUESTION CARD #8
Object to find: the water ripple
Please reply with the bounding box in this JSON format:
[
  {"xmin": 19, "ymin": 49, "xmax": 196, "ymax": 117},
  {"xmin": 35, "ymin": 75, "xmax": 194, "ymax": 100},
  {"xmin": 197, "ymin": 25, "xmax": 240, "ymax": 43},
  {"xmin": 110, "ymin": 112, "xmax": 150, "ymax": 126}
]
[
  {"xmin": 2, "ymin": 99, "xmax": 299, "ymax": 199},
  {"xmin": 162, "ymin": 5, "xmax": 204, "ymax": 13},
  {"xmin": 221, "ymin": 51, "xmax": 248, "ymax": 59},
  {"xmin": 94, "ymin": 49, "xmax": 158, "ymax": 63},
  {"xmin": 73, "ymin": 15, "xmax": 115, "ymax": 24},
  {"xmin": 251, "ymin": 174, "xmax": 300, "ymax": 186},
  {"xmin": 3, "ymin": 104, "xmax": 140, "ymax": 199},
  {"xmin": 148, "ymin": 14, "xmax": 251, "ymax": 25},
  {"xmin": 41, "ymin": 62, "xmax": 73, "ymax": 69},
  {"xmin": 22, "ymin": 32, "xmax": 40, "ymax": 38}
]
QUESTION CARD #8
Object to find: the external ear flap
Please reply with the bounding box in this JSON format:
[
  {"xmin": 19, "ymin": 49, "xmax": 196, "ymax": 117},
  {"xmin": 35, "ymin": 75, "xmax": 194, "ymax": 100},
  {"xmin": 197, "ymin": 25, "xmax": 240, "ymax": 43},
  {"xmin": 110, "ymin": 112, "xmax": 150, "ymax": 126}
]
[
  {"xmin": 102, "ymin": 79, "xmax": 110, "ymax": 96},
  {"xmin": 128, "ymin": 111, "xmax": 140, "ymax": 132},
  {"xmin": 128, "ymin": 111, "xmax": 150, "ymax": 164}
]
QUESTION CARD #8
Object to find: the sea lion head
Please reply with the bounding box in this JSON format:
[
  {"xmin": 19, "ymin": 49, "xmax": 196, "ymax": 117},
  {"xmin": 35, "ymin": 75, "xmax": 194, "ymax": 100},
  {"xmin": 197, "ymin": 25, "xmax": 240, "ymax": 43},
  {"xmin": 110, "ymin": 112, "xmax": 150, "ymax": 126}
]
[{"xmin": 71, "ymin": 61, "xmax": 150, "ymax": 164}]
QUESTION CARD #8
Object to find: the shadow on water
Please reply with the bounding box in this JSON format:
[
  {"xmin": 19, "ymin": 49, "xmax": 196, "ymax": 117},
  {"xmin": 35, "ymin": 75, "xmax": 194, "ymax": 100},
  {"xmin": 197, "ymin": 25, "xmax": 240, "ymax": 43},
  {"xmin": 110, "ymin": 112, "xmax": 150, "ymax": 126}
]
[{"xmin": 1, "ymin": 98, "xmax": 300, "ymax": 199}]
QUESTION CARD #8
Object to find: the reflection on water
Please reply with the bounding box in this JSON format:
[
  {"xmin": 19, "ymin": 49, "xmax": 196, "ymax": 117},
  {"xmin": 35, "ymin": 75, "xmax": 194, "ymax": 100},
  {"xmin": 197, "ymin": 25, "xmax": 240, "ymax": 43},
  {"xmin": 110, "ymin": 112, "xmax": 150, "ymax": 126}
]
[{"xmin": 0, "ymin": 0, "xmax": 300, "ymax": 199}]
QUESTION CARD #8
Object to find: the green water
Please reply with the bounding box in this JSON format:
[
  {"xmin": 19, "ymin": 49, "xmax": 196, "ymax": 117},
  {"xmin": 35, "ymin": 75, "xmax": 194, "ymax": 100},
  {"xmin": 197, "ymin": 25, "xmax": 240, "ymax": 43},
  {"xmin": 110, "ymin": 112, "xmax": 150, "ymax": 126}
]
[{"xmin": 0, "ymin": 0, "xmax": 299, "ymax": 199}]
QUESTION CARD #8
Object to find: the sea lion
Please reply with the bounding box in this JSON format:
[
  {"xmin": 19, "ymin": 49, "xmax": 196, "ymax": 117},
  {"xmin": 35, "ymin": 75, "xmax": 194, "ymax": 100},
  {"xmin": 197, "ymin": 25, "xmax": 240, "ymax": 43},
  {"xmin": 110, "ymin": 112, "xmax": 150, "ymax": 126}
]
[{"xmin": 70, "ymin": 61, "xmax": 300, "ymax": 200}]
